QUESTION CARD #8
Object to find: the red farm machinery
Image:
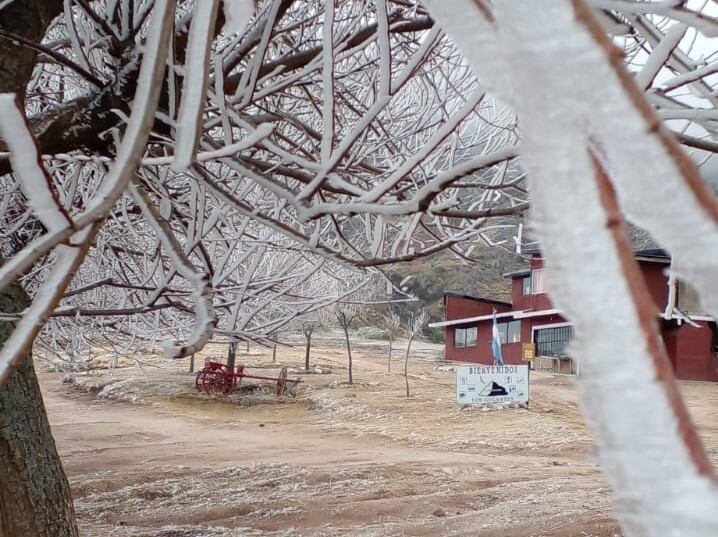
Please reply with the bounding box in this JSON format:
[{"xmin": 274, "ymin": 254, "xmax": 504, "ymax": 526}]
[{"xmin": 194, "ymin": 342, "xmax": 301, "ymax": 396}]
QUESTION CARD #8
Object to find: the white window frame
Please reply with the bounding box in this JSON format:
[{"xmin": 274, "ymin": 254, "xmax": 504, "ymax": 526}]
[
  {"xmin": 531, "ymin": 321, "xmax": 574, "ymax": 340},
  {"xmin": 531, "ymin": 268, "xmax": 546, "ymax": 294},
  {"xmin": 498, "ymin": 319, "xmax": 521, "ymax": 344},
  {"xmin": 454, "ymin": 325, "xmax": 477, "ymax": 348},
  {"xmin": 531, "ymin": 322, "xmax": 574, "ymax": 358},
  {"xmin": 522, "ymin": 275, "xmax": 532, "ymax": 295}
]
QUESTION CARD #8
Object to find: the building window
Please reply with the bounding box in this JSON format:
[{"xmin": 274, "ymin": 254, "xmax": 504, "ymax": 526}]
[
  {"xmin": 454, "ymin": 325, "xmax": 477, "ymax": 348},
  {"xmin": 531, "ymin": 269, "xmax": 546, "ymax": 294},
  {"xmin": 498, "ymin": 320, "xmax": 521, "ymax": 344},
  {"xmin": 522, "ymin": 275, "xmax": 531, "ymax": 295},
  {"xmin": 535, "ymin": 325, "xmax": 574, "ymax": 357}
]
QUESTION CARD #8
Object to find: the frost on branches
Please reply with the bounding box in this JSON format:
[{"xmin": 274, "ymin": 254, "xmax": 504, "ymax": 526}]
[
  {"xmin": 423, "ymin": 0, "xmax": 718, "ymax": 535},
  {"xmin": 0, "ymin": 1, "xmax": 716, "ymax": 535},
  {"xmin": 0, "ymin": 0, "xmax": 522, "ymax": 380}
]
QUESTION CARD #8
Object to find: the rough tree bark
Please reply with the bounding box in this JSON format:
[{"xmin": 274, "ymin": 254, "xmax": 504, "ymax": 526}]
[
  {"xmin": 335, "ymin": 311, "xmax": 355, "ymax": 385},
  {"xmin": 0, "ymin": 285, "xmax": 79, "ymax": 537},
  {"xmin": 304, "ymin": 334, "xmax": 311, "ymax": 371},
  {"xmin": 0, "ymin": 1, "xmax": 79, "ymax": 535},
  {"xmin": 344, "ymin": 326, "xmax": 353, "ymax": 385},
  {"xmin": 303, "ymin": 326, "xmax": 313, "ymax": 371},
  {"xmin": 387, "ymin": 336, "xmax": 393, "ymax": 373},
  {"xmin": 0, "ymin": 0, "xmax": 63, "ymax": 97},
  {"xmin": 403, "ymin": 312, "xmax": 426, "ymax": 398},
  {"xmin": 383, "ymin": 311, "xmax": 400, "ymax": 374},
  {"xmin": 404, "ymin": 336, "xmax": 414, "ymax": 398},
  {"xmin": 226, "ymin": 341, "xmax": 238, "ymax": 372}
]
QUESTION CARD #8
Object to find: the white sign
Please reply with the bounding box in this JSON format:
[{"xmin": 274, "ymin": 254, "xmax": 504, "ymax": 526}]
[{"xmin": 456, "ymin": 365, "xmax": 529, "ymax": 405}]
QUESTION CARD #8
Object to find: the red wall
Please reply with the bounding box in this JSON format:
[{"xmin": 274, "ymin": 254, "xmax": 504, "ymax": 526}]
[
  {"xmin": 511, "ymin": 257, "xmax": 668, "ymax": 314},
  {"xmin": 446, "ymin": 321, "xmax": 523, "ymax": 365},
  {"xmin": 670, "ymin": 322, "xmax": 718, "ymax": 381},
  {"xmin": 442, "ymin": 257, "xmax": 718, "ymax": 382},
  {"xmin": 445, "ymin": 310, "xmax": 569, "ymax": 365},
  {"xmin": 445, "ymin": 294, "xmax": 510, "ymax": 319},
  {"xmin": 511, "ymin": 275, "xmax": 529, "ymax": 310},
  {"xmin": 661, "ymin": 321, "xmax": 679, "ymax": 372},
  {"xmin": 510, "ymin": 257, "xmax": 554, "ymax": 312},
  {"xmin": 638, "ymin": 261, "xmax": 670, "ymax": 313},
  {"xmin": 444, "ymin": 295, "xmax": 511, "ymax": 363}
]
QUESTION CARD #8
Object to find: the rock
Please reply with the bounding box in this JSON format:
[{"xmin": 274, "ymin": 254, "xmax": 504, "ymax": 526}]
[{"xmin": 432, "ymin": 508, "xmax": 447, "ymax": 518}]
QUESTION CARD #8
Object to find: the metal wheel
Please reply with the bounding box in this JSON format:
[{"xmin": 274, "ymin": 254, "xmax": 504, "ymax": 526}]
[
  {"xmin": 200, "ymin": 364, "xmax": 233, "ymax": 395},
  {"xmin": 276, "ymin": 367, "xmax": 288, "ymax": 396}
]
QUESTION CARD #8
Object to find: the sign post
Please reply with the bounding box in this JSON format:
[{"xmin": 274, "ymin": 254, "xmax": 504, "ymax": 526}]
[{"xmin": 456, "ymin": 364, "xmax": 529, "ymax": 406}]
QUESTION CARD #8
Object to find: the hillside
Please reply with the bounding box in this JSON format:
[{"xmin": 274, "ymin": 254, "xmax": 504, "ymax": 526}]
[{"xmin": 388, "ymin": 247, "xmax": 528, "ymax": 340}]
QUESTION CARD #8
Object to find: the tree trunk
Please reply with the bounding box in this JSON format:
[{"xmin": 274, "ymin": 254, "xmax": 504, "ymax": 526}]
[
  {"xmin": 343, "ymin": 326, "xmax": 353, "ymax": 385},
  {"xmin": 0, "ymin": 3, "xmax": 80, "ymax": 535},
  {"xmin": 404, "ymin": 336, "xmax": 414, "ymax": 398},
  {"xmin": 189, "ymin": 353, "xmax": 195, "ymax": 373},
  {"xmin": 0, "ymin": 0, "xmax": 63, "ymax": 96},
  {"xmin": 304, "ymin": 334, "xmax": 312, "ymax": 371},
  {"xmin": 272, "ymin": 344, "xmax": 277, "ymax": 363},
  {"xmin": 226, "ymin": 342, "xmax": 238, "ymax": 372},
  {"xmin": 0, "ymin": 284, "xmax": 79, "ymax": 537},
  {"xmin": 387, "ymin": 336, "xmax": 392, "ymax": 373}
]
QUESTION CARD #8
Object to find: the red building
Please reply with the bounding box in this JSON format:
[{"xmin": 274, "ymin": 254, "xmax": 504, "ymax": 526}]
[{"xmin": 430, "ymin": 250, "xmax": 718, "ymax": 381}]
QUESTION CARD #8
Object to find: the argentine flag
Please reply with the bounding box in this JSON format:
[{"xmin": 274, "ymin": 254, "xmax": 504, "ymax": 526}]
[{"xmin": 491, "ymin": 311, "xmax": 504, "ymax": 366}]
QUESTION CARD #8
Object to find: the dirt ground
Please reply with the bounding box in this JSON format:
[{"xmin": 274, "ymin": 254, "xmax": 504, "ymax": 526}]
[{"xmin": 38, "ymin": 332, "xmax": 718, "ymax": 536}]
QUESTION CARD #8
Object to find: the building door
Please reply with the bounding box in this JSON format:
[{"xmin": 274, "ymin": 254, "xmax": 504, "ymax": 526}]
[{"xmin": 534, "ymin": 325, "xmax": 574, "ymax": 357}]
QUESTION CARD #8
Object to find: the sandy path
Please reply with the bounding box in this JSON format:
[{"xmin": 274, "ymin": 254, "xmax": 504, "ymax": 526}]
[
  {"xmin": 39, "ymin": 336, "xmax": 631, "ymax": 536},
  {"xmin": 45, "ymin": 377, "xmax": 497, "ymax": 475}
]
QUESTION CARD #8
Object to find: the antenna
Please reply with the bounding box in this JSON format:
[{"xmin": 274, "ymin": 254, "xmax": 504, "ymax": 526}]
[{"xmin": 514, "ymin": 223, "xmax": 523, "ymax": 254}]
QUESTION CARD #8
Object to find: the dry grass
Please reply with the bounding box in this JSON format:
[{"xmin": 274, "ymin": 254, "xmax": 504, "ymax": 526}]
[{"xmin": 45, "ymin": 331, "xmax": 717, "ymax": 536}]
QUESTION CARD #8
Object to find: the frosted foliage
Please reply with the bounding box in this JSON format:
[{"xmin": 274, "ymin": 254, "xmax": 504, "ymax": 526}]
[
  {"xmin": 423, "ymin": 0, "xmax": 718, "ymax": 535},
  {"xmin": 0, "ymin": 0, "xmax": 527, "ymax": 378},
  {"xmin": 0, "ymin": 1, "xmax": 716, "ymax": 534}
]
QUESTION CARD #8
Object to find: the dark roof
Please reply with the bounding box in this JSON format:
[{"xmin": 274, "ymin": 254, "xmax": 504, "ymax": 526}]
[
  {"xmin": 634, "ymin": 248, "xmax": 670, "ymax": 260},
  {"xmin": 521, "ymin": 243, "xmax": 543, "ymax": 255},
  {"xmin": 444, "ymin": 292, "xmax": 512, "ymax": 307},
  {"xmin": 502, "ymin": 269, "xmax": 530, "ymax": 278},
  {"xmin": 502, "ymin": 248, "xmax": 669, "ymax": 279}
]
